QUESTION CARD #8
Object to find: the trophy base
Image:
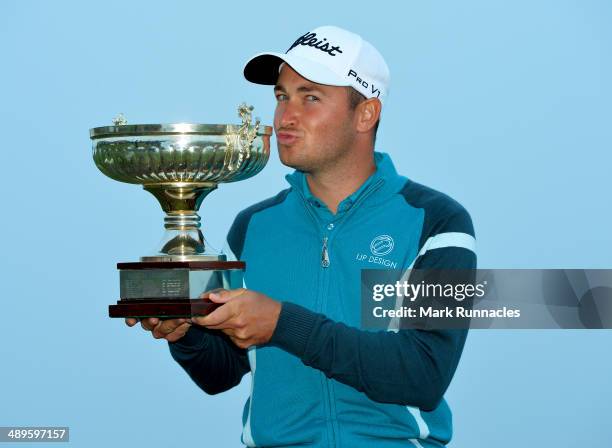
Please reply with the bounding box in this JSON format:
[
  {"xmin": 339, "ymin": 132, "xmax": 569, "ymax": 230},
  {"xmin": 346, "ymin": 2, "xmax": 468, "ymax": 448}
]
[
  {"xmin": 111, "ymin": 260, "xmax": 245, "ymax": 318},
  {"xmin": 109, "ymin": 298, "xmax": 221, "ymax": 318}
]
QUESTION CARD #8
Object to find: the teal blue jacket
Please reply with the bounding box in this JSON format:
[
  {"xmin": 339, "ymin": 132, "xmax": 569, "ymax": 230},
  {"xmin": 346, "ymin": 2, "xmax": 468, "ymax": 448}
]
[{"xmin": 169, "ymin": 152, "xmax": 477, "ymax": 447}]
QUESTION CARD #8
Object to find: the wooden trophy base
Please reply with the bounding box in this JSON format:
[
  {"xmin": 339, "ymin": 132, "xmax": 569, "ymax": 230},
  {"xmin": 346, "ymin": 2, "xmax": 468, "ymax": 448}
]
[
  {"xmin": 109, "ymin": 298, "xmax": 222, "ymax": 318},
  {"xmin": 110, "ymin": 260, "xmax": 245, "ymax": 318}
]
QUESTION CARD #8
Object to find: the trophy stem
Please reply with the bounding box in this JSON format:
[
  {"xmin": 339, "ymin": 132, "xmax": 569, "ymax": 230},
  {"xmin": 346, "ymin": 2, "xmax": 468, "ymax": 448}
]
[
  {"xmin": 164, "ymin": 211, "xmax": 202, "ymax": 230},
  {"xmin": 141, "ymin": 183, "xmax": 223, "ymax": 261},
  {"xmin": 143, "ymin": 182, "xmax": 217, "ymax": 214},
  {"xmin": 158, "ymin": 211, "xmax": 206, "ymax": 256}
]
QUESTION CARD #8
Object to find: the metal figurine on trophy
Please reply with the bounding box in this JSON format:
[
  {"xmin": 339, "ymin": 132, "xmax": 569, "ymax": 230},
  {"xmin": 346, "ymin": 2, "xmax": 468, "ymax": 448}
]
[{"xmin": 90, "ymin": 104, "xmax": 271, "ymax": 318}]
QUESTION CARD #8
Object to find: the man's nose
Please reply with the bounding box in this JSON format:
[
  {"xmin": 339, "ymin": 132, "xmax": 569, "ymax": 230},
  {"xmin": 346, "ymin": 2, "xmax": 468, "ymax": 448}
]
[{"xmin": 278, "ymin": 101, "xmax": 299, "ymax": 128}]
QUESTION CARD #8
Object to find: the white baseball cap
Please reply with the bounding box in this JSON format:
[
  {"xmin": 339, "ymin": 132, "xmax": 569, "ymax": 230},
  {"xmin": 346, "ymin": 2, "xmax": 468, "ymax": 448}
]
[{"xmin": 243, "ymin": 25, "xmax": 390, "ymax": 103}]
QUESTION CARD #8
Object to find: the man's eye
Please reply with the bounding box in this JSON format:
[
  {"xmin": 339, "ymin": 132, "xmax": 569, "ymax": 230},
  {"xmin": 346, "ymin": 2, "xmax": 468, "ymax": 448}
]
[
  {"xmin": 275, "ymin": 94, "xmax": 288, "ymax": 101},
  {"xmin": 306, "ymin": 95, "xmax": 319, "ymax": 102}
]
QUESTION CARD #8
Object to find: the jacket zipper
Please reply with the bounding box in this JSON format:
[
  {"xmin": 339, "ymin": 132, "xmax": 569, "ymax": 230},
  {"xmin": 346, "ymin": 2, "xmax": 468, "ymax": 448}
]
[
  {"xmin": 319, "ymin": 236, "xmax": 335, "ymax": 447},
  {"xmin": 321, "ymin": 237, "xmax": 330, "ymax": 268}
]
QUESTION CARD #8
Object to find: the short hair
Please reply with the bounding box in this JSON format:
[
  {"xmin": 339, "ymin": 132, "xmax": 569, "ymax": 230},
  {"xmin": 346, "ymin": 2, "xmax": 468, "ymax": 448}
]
[{"xmin": 346, "ymin": 87, "xmax": 380, "ymax": 144}]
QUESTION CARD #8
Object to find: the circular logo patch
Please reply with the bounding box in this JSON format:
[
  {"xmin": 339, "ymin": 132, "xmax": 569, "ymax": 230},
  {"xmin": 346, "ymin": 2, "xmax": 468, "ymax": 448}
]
[{"xmin": 370, "ymin": 235, "xmax": 394, "ymax": 257}]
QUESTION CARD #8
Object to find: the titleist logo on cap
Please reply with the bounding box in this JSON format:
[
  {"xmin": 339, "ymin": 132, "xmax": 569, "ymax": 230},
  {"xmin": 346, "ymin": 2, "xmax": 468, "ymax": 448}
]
[{"xmin": 287, "ymin": 32, "xmax": 344, "ymax": 56}]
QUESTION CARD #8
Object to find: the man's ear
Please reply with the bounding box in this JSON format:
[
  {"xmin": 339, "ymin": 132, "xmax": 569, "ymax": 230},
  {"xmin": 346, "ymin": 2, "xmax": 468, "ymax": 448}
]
[{"xmin": 355, "ymin": 98, "xmax": 382, "ymax": 134}]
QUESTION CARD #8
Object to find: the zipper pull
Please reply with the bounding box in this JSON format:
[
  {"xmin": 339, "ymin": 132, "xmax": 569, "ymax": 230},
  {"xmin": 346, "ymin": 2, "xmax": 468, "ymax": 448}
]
[{"xmin": 321, "ymin": 236, "xmax": 330, "ymax": 268}]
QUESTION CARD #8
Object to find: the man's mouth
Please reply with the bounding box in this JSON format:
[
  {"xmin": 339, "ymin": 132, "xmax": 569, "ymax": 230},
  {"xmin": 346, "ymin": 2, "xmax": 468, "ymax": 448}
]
[{"xmin": 276, "ymin": 131, "xmax": 300, "ymax": 145}]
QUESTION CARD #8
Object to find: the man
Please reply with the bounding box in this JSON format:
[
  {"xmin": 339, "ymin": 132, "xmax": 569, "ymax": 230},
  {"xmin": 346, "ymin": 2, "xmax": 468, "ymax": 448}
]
[{"xmin": 127, "ymin": 25, "xmax": 476, "ymax": 448}]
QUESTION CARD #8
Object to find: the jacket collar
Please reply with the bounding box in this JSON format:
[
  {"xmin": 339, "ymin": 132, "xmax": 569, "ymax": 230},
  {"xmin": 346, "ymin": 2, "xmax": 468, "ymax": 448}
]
[{"xmin": 285, "ymin": 152, "xmax": 407, "ymax": 210}]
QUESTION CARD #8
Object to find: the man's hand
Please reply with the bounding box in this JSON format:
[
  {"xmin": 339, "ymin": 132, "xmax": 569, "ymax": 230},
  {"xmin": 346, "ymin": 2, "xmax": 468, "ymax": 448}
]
[
  {"xmin": 191, "ymin": 288, "xmax": 282, "ymax": 349},
  {"xmin": 125, "ymin": 317, "xmax": 192, "ymax": 343}
]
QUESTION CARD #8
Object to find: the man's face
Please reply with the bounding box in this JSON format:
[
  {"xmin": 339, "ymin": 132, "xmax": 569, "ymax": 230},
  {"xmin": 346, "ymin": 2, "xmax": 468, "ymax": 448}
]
[{"xmin": 273, "ymin": 64, "xmax": 356, "ymax": 173}]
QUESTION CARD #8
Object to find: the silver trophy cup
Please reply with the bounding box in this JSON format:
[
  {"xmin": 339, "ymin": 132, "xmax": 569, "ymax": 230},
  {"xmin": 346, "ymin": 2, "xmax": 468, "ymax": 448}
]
[{"xmin": 90, "ymin": 104, "xmax": 271, "ymax": 317}]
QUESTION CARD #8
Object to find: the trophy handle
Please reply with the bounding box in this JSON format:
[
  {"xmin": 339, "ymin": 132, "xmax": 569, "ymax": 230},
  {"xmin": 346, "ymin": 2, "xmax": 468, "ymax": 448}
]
[{"xmin": 238, "ymin": 103, "xmax": 261, "ymax": 152}]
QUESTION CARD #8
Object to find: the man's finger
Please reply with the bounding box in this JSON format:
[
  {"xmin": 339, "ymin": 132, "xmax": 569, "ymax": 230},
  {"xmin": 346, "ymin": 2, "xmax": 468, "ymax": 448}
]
[
  {"xmin": 125, "ymin": 318, "xmax": 139, "ymax": 327},
  {"xmin": 152, "ymin": 319, "xmax": 187, "ymax": 339},
  {"xmin": 140, "ymin": 317, "xmax": 159, "ymax": 331},
  {"xmin": 201, "ymin": 288, "xmax": 246, "ymax": 304},
  {"xmin": 165, "ymin": 322, "xmax": 192, "ymax": 343},
  {"xmin": 192, "ymin": 303, "xmax": 236, "ymax": 327},
  {"xmin": 199, "ymin": 288, "xmax": 226, "ymax": 299},
  {"xmin": 160, "ymin": 318, "xmax": 187, "ymax": 334},
  {"xmin": 200, "ymin": 322, "xmax": 236, "ymax": 331}
]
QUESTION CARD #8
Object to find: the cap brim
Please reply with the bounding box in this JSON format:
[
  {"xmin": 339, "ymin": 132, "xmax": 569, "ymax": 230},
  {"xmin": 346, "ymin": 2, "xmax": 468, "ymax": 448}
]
[{"xmin": 243, "ymin": 52, "xmax": 349, "ymax": 87}]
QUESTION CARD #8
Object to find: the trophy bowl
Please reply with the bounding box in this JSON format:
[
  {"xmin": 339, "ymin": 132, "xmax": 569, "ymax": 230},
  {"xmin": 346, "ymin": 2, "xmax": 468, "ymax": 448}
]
[{"xmin": 90, "ymin": 105, "xmax": 272, "ymax": 262}]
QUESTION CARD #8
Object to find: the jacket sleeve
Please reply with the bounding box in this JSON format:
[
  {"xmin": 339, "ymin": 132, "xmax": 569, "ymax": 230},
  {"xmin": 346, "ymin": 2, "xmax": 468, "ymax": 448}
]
[
  {"xmin": 168, "ymin": 324, "xmax": 250, "ymax": 395},
  {"xmin": 269, "ymin": 208, "xmax": 475, "ymax": 411}
]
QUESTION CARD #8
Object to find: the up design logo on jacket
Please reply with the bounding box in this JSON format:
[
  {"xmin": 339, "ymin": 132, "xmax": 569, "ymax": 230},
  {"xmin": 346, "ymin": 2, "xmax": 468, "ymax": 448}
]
[
  {"xmin": 355, "ymin": 234, "xmax": 399, "ymax": 269},
  {"xmin": 370, "ymin": 234, "xmax": 395, "ymax": 256}
]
